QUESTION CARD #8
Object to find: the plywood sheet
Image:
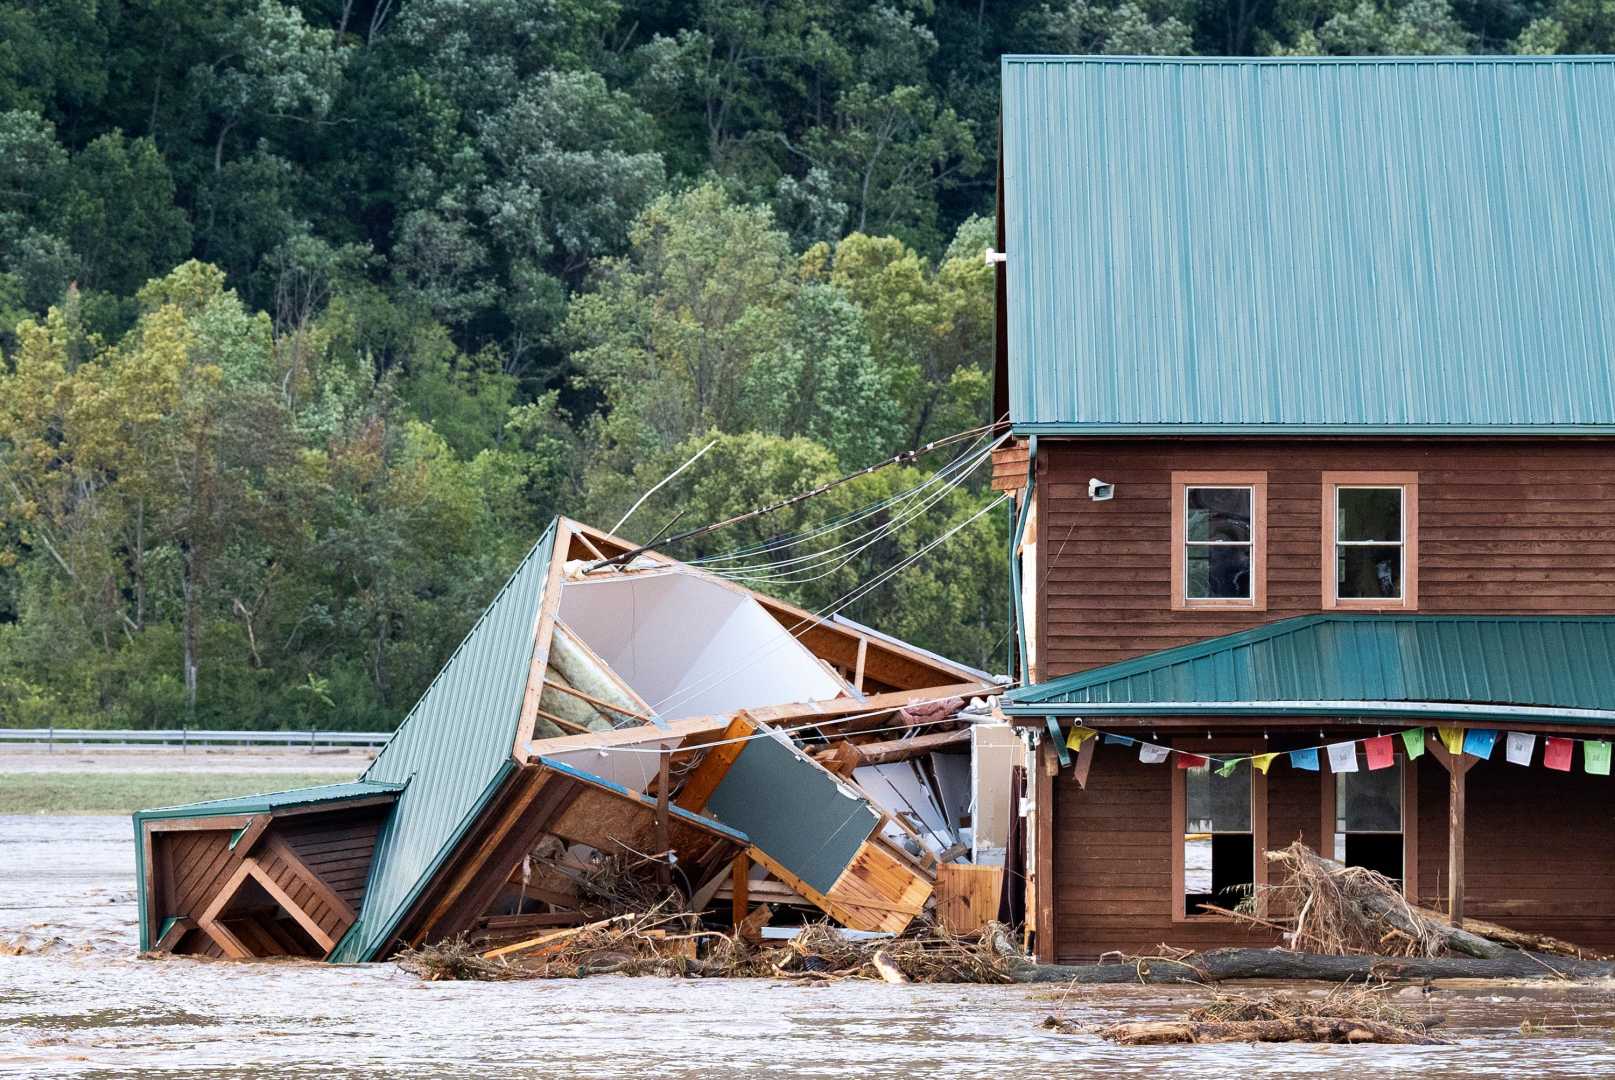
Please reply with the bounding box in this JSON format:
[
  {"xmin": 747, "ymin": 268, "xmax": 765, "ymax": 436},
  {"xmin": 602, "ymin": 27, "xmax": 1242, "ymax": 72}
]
[{"xmin": 934, "ymin": 864, "xmax": 1004, "ymax": 933}]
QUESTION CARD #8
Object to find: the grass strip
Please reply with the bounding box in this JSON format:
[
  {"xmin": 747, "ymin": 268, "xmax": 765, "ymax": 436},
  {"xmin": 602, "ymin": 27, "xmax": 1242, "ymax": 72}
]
[{"xmin": 0, "ymin": 771, "xmax": 359, "ymax": 815}]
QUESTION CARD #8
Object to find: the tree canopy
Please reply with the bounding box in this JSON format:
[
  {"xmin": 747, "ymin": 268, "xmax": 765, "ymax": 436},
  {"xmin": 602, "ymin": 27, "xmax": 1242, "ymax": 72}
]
[{"xmin": 0, "ymin": 0, "xmax": 1593, "ymax": 729}]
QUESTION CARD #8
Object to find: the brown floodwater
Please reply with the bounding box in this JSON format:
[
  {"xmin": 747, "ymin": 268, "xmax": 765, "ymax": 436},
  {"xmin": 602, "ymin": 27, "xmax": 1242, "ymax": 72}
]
[{"xmin": 4, "ymin": 814, "xmax": 1615, "ymax": 1078}]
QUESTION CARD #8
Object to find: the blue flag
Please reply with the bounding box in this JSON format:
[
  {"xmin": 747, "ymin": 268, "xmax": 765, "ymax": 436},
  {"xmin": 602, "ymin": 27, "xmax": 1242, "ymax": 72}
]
[
  {"xmin": 1290, "ymin": 747, "xmax": 1320, "ymax": 771},
  {"xmin": 1103, "ymin": 734, "xmax": 1135, "ymax": 746},
  {"xmin": 1462, "ymin": 728, "xmax": 1499, "ymax": 760}
]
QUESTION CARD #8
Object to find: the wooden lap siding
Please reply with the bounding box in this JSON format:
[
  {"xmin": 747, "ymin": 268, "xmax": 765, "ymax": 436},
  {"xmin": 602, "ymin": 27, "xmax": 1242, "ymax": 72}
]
[
  {"xmin": 277, "ymin": 811, "xmax": 386, "ymax": 917},
  {"xmin": 1052, "ymin": 742, "xmax": 1327, "ymax": 961},
  {"xmin": 1415, "ymin": 756, "xmax": 1615, "ymax": 952},
  {"xmin": 157, "ymin": 808, "xmax": 386, "ymax": 958},
  {"xmin": 1038, "ymin": 439, "xmax": 1615, "ymax": 675}
]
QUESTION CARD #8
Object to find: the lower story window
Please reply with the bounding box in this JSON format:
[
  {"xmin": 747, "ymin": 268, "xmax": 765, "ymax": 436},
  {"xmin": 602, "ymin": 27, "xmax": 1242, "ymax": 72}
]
[
  {"xmin": 1183, "ymin": 763, "xmax": 1254, "ymax": 916},
  {"xmin": 1334, "ymin": 755, "xmax": 1404, "ymax": 885}
]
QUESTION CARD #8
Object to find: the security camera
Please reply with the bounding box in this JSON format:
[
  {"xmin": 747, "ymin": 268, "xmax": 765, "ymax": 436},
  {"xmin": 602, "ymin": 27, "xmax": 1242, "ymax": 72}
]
[{"xmin": 1088, "ymin": 478, "xmax": 1115, "ymax": 501}]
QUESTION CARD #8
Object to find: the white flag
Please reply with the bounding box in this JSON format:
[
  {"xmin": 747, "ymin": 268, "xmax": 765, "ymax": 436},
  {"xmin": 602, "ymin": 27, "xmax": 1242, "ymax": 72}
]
[
  {"xmin": 1505, "ymin": 731, "xmax": 1536, "ymax": 766},
  {"xmin": 1139, "ymin": 742, "xmax": 1170, "ymax": 764},
  {"xmin": 1326, "ymin": 741, "xmax": 1359, "ymax": 773}
]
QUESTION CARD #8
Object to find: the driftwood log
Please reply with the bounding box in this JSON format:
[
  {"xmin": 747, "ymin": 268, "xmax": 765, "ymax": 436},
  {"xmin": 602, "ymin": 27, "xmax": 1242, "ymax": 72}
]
[
  {"xmin": 1009, "ymin": 947, "xmax": 1615, "ymax": 984},
  {"xmin": 1095, "ymin": 1017, "xmax": 1444, "ymax": 1046}
]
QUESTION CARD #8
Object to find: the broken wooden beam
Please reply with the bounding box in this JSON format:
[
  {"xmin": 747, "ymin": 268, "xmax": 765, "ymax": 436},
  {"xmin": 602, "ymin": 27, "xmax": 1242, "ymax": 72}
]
[{"xmin": 815, "ymin": 727, "xmax": 971, "ymax": 767}]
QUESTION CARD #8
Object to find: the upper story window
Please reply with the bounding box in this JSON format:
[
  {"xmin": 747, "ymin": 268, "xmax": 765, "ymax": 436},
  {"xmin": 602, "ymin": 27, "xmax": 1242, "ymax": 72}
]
[
  {"xmin": 1171, "ymin": 472, "xmax": 1267, "ymax": 611},
  {"xmin": 1321, "ymin": 472, "xmax": 1419, "ymax": 609}
]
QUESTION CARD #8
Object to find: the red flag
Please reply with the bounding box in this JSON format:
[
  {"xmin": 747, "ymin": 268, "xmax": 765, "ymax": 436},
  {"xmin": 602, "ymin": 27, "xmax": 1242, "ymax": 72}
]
[
  {"xmin": 1177, "ymin": 753, "xmax": 1208, "ymax": 769},
  {"xmin": 1364, "ymin": 735, "xmax": 1395, "ymax": 770},
  {"xmin": 1543, "ymin": 737, "xmax": 1574, "ymax": 772}
]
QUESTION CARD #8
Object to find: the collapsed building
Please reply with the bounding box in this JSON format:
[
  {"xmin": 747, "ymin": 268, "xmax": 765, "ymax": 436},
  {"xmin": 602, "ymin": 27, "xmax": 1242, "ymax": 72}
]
[{"xmin": 133, "ymin": 517, "xmax": 1014, "ymax": 961}]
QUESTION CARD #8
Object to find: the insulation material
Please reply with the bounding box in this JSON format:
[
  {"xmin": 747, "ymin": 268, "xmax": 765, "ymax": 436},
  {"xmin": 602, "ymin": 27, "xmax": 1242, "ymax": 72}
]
[
  {"xmin": 558, "ymin": 572, "xmax": 846, "ymax": 720},
  {"xmin": 548, "ymin": 623, "xmax": 650, "ymax": 722},
  {"xmin": 854, "ymin": 762, "xmax": 953, "ymax": 855},
  {"xmin": 970, "ymin": 724, "xmax": 1021, "ymax": 867},
  {"xmin": 536, "ymin": 669, "xmax": 613, "ymax": 733}
]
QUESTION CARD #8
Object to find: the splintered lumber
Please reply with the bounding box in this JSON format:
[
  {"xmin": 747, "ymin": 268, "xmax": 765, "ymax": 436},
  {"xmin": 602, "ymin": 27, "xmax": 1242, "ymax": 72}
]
[
  {"xmin": 1095, "ymin": 1018, "xmax": 1443, "ymax": 1045},
  {"xmin": 818, "ymin": 727, "xmax": 972, "ymax": 767},
  {"xmin": 482, "ymin": 915, "xmax": 629, "ymax": 960}
]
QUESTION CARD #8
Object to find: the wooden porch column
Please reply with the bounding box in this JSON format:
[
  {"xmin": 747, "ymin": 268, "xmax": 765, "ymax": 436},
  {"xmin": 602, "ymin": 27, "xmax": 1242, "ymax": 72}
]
[
  {"xmin": 1428, "ymin": 741, "xmax": 1476, "ymax": 927},
  {"xmin": 1033, "ymin": 739, "xmax": 1058, "ymax": 963}
]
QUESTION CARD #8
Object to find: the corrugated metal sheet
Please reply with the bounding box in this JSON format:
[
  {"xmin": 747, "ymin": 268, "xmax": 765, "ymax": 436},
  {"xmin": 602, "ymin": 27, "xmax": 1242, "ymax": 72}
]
[
  {"xmin": 1003, "ymin": 614, "xmax": 1615, "ymax": 723},
  {"xmin": 134, "ymin": 781, "xmax": 403, "ymax": 822},
  {"xmin": 327, "ymin": 522, "xmax": 558, "ymax": 961},
  {"xmin": 1001, "ymin": 56, "xmax": 1615, "ymax": 432}
]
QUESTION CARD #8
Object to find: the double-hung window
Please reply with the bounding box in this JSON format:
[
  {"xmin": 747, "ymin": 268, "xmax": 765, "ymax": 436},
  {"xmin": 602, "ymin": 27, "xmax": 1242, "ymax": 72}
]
[
  {"xmin": 1173, "ymin": 749, "xmax": 1268, "ymax": 920},
  {"xmin": 1322, "ymin": 472, "xmax": 1418, "ymax": 609},
  {"xmin": 1171, "ymin": 472, "xmax": 1267, "ymax": 610}
]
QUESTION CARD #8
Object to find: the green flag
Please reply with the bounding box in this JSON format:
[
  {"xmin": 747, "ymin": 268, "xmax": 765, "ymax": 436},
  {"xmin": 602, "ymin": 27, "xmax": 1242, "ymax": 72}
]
[
  {"xmin": 1399, "ymin": 728, "xmax": 1425, "ymax": 761},
  {"xmin": 1215, "ymin": 757, "xmax": 1242, "ymax": 778},
  {"xmin": 1585, "ymin": 740, "xmax": 1612, "ymax": 776}
]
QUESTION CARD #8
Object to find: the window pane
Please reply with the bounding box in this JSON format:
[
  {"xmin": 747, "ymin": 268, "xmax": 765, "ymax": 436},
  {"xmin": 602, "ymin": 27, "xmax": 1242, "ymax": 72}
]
[
  {"xmin": 1338, "ymin": 488, "xmax": 1401, "ymax": 542},
  {"xmin": 1186, "ymin": 544, "xmax": 1251, "ymax": 599},
  {"xmin": 1336, "ymin": 760, "xmax": 1402, "ymax": 832},
  {"xmin": 1337, "ymin": 545, "xmax": 1401, "ymax": 598},
  {"xmin": 1184, "ymin": 765, "xmax": 1251, "ymax": 833},
  {"xmin": 1186, "ymin": 487, "xmax": 1251, "ymax": 542}
]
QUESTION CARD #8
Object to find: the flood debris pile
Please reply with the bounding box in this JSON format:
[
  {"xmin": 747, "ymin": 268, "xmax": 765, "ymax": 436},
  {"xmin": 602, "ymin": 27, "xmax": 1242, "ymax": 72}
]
[
  {"xmin": 398, "ymin": 916, "xmax": 1027, "ymax": 984},
  {"xmin": 1234, "ymin": 842, "xmax": 1613, "ymax": 964},
  {"xmin": 132, "ymin": 517, "xmax": 1014, "ymax": 965},
  {"xmin": 1047, "ymin": 984, "xmax": 1447, "ymax": 1046}
]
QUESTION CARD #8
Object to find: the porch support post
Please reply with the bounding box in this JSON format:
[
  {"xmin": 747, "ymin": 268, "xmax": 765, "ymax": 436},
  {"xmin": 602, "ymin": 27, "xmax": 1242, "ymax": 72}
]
[
  {"xmin": 1033, "ymin": 738, "xmax": 1058, "ymax": 964},
  {"xmin": 1429, "ymin": 740, "xmax": 1475, "ymax": 927}
]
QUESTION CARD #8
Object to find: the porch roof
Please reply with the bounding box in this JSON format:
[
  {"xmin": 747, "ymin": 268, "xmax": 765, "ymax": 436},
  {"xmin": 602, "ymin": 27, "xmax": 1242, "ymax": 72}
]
[{"xmin": 1001, "ymin": 614, "xmax": 1615, "ymax": 726}]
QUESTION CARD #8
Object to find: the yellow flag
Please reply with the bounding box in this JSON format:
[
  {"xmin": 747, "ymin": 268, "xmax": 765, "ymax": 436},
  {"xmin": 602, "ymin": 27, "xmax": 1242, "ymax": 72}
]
[
  {"xmin": 1251, "ymin": 752, "xmax": 1278, "ymax": 775},
  {"xmin": 1065, "ymin": 725, "xmax": 1097, "ymax": 751},
  {"xmin": 1437, "ymin": 726, "xmax": 1465, "ymax": 755}
]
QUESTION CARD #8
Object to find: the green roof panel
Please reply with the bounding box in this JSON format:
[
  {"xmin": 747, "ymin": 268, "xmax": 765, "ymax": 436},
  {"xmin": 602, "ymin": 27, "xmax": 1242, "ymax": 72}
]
[
  {"xmin": 134, "ymin": 780, "xmax": 403, "ymax": 822},
  {"xmin": 1002, "ymin": 56, "xmax": 1615, "ymax": 433},
  {"xmin": 1003, "ymin": 614, "xmax": 1615, "ymax": 725},
  {"xmin": 327, "ymin": 521, "xmax": 558, "ymax": 961}
]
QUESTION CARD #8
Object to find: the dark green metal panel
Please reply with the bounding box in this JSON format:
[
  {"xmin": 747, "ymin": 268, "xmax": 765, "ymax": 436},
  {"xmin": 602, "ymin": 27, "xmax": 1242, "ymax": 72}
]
[
  {"xmin": 1003, "ymin": 615, "xmax": 1615, "ymax": 724},
  {"xmin": 135, "ymin": 780, "xmax": 403, "ymax": 821},
  {"xmin": 705, "ymin": 731, "xmax": 879, "ymax": 895},
  {"xmin": 327, "ymin": 522, "xmax": 558, "ymax": 961},
  {"xmin": 1001, "ymin": 56, "xmax": 1615, "ymax": 433}
]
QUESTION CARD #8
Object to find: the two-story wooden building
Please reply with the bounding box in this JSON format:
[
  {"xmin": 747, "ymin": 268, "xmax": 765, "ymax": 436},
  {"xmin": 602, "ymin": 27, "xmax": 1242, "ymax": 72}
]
[{"xmin": 992, "ymin": 56, "xmax": 1615, "ymax": 964}]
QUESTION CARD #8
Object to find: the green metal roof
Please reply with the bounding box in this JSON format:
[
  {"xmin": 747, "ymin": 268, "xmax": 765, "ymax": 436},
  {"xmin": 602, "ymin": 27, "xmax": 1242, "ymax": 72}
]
[
  {"xmin": 134, "ymin": 780, "xmax": 403, "ymax": 822},
  {"xmin": 1003, "ymin": 614, "xmax": 1615, "ymax": 725},
  {"xmin": 327, "ymin": 521, "xmax": 558, "ymax": 962},
  {"xmin": 1001, "ymin": 56, "xmax": 1615, "ymax": 433}
]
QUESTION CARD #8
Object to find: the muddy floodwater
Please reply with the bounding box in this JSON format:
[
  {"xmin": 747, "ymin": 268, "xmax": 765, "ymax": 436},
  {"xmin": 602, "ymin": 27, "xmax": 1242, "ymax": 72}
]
[{"xmin": 6, "ymin": 814, "xmax": 1615, "ymax": 1077}]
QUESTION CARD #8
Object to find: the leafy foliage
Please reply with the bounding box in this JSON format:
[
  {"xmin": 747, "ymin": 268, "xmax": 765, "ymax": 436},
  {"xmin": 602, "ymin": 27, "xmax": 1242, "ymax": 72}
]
[{"xmin": 0, "ymin": 0, "xmax": 1587, "ymax": 728}]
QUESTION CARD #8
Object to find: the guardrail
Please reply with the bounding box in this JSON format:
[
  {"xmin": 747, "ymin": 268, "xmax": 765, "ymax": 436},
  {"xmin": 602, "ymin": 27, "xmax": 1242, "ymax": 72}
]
[{"xmin": 0, "ymin": 728, "xmax": 390, "ymax": 750}]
